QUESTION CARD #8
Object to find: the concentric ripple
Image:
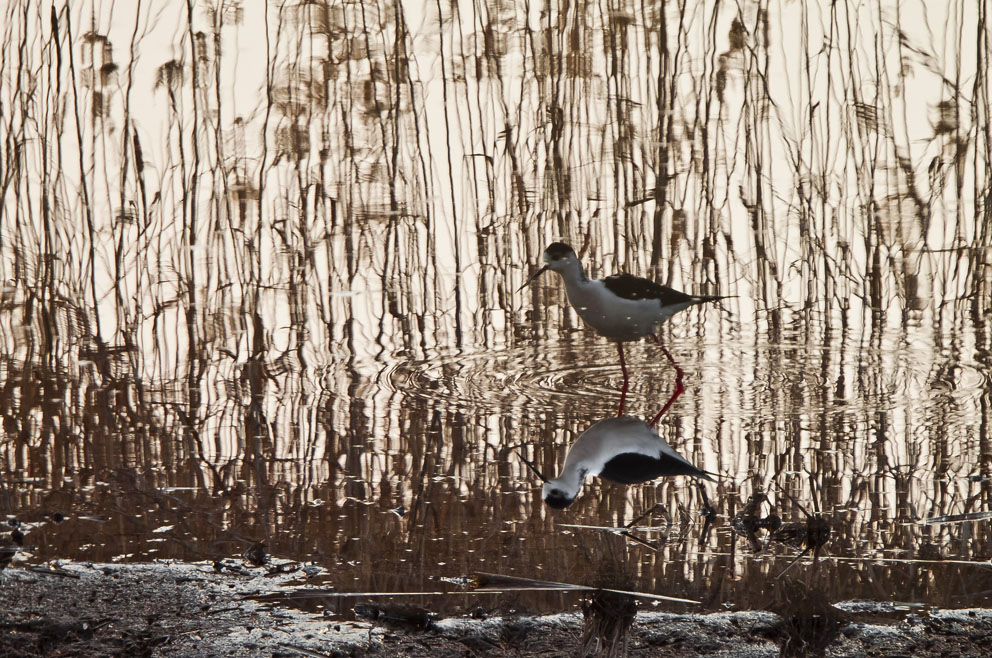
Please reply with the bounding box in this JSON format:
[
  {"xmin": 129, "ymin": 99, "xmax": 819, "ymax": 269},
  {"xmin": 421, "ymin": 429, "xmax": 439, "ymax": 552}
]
[
  {"xmin": 377, "ymin": 335, "xmax": 990, "ymax": 430},
  {"xmin": 378, "ymin": 339, "xmax": 723, "ymax": 417}
]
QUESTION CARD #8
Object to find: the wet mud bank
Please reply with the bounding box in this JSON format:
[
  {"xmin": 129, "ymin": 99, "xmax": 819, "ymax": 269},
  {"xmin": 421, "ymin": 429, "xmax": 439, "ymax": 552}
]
[{"xmin": 3, "ymin": 563, "xmax": 992, "ymax": 657}]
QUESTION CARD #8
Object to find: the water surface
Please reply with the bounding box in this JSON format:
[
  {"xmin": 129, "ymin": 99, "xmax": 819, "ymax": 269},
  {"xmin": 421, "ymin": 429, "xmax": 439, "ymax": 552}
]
[{"xmin": 1, "ymin": 0, "xmax": 990, "ymax": 617}]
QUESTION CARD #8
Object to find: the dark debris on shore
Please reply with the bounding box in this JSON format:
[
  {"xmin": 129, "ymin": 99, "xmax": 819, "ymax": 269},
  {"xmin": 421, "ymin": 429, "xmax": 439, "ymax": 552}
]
[{"xmin": 3, "ymin": 563, "xmax": 992, "ymax": 657}]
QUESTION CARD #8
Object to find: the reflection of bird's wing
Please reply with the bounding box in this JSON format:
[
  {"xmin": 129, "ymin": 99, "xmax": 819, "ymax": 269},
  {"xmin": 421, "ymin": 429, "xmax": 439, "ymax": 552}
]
[
  {"xmin": 652, "ymin": 435, "xmax": 716, "ymax": 482},
  {"xmin": 561, "ymin": 417, "xmax": 713, "ymax": 484},
  {"xmin": 602, "ymin": 274, "xmax": 697, "ymax": 304},
  {"xmin": 599, "ymin": 452, "xmax": 707, "ymax": 484}
]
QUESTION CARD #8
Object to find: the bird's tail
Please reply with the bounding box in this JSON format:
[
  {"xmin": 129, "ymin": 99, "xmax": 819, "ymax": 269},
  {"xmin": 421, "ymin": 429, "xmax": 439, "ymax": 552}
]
[{"xmin": 694, "ymin": 293, "xmax": 733, "ymax": 304}]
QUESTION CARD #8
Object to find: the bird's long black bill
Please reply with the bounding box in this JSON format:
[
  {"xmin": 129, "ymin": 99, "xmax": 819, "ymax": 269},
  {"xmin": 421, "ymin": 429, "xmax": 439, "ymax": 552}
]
[
  {"xmin": 516, "ymin": 265, "xmax": 549, "ymax": 293},
  {"xmin": 516, "ymin": 450, "xmax": 549, "ymax": 483}
]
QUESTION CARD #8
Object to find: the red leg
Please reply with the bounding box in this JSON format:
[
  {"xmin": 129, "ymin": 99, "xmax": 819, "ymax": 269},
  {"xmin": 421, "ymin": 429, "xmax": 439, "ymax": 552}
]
[
  {"xmin": 617, "ymin": 342, "xmax": 629, "ymax": 416},
  {"xmin": 649, "ymin": 337, "xmax": 684, "ymax": 427}
]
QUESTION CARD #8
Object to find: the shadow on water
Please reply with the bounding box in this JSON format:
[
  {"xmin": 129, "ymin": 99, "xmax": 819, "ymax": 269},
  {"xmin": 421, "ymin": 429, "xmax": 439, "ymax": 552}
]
[{"xmin": 1, "ymin": 5, "xmax": 992, "ymax": 656}]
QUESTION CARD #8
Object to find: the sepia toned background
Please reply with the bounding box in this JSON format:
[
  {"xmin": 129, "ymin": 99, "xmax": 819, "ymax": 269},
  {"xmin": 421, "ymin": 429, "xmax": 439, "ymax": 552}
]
[{"xmin": 0, "ymin": 0, "xmax": 990, "ymax": 614}]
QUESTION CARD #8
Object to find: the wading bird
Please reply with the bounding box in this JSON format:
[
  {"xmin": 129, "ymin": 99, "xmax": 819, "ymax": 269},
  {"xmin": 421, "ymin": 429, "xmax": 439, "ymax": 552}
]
[
  {"xmin": 519, "ymin": 415, "xmax": 715, "ymax": 509},
  {"xmin": 520, "ymin": 242, "xmax": 723, "ymax": 415}
]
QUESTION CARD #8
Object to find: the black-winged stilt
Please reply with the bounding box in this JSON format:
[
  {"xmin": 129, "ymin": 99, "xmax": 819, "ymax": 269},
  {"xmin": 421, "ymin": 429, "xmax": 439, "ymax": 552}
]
[{"xmin": 520, "ymin": 242, "xmax": 723, "ymax": 415}]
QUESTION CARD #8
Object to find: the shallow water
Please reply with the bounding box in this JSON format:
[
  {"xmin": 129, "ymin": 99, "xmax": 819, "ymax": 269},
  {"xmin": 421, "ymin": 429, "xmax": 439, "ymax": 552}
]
[
  {"xmin": 4, "ymin": 313, "xmax": 990, "ymax": 615},
  {"xmin": 1, "ymin": 0, "xmax": 991, "ymax": 619}
]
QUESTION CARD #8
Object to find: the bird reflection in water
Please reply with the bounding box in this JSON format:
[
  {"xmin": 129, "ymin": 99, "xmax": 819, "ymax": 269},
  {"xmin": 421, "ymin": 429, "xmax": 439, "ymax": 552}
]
[{"xmin": 519, "ymin": 415, "xmax": 714, "ymax": 510}]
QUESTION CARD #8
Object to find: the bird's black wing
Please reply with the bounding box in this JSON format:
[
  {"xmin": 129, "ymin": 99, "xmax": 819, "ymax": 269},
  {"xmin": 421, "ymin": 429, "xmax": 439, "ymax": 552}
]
[
  {"xmin": 599, "ymin": 452, "xmax": 705, "ymax": 484},
  {"xmin": 602, "ymin": 274, "xmax": 697, "ymax": 305}
]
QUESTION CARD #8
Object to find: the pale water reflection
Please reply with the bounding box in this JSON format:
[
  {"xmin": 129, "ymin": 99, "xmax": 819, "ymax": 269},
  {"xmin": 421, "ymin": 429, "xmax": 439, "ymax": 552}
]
[{"xmin": 0, "ymin": 0, "xmax": 990, "ymax": 619}]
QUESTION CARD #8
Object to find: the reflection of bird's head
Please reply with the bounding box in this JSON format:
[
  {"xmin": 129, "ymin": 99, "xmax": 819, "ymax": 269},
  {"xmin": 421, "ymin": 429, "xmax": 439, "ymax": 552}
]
[
  {"xmin": 542, "ymin": 484, "xmax": 575, "ymax": 509},
  {"xmin": 541, "ymin": 469, "xmax": 586, "ymax": 510},
  {"xmin": 544, "ymin": 482, "xmax": 575, "ymax": 509}
]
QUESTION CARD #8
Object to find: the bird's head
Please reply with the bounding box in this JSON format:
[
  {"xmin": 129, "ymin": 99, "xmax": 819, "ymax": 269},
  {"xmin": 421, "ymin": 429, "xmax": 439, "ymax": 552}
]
[
  {"xmin": 517, "ymin": 242, "xmax": 579, "ymax": 291},
  {"xmin": 542, "ymin": 242, "xmax": 578, "ymax": 273}
]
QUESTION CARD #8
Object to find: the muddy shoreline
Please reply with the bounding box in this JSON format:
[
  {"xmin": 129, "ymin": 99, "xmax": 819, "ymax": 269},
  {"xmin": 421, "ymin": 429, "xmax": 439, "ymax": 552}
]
[{"xmin": 2, "ymin": 562, "xmax": 992, "ymax": 657}]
